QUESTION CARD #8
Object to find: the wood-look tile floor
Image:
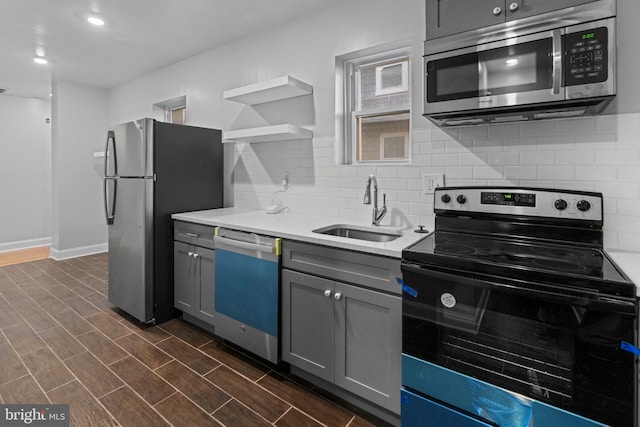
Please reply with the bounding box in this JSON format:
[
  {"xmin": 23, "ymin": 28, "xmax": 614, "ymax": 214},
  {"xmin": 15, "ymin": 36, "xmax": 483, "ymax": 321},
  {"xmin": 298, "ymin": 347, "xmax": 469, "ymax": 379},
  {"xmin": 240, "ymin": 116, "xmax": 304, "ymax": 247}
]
[{"xmin": 0, "ymin": 254, "xmax": 387, "ymax": 427}]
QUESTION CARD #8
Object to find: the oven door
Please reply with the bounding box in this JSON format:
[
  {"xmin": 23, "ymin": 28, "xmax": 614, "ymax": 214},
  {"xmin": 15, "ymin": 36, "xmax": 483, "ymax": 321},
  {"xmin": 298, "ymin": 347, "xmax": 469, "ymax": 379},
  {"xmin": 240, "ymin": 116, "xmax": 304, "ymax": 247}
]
[
  {"xmin": 424, "ymin": 29, "xmax": 563, "ymax": 115},
  {"xmin": 401, "ymin": 262, "xmax": 637, "ymax": 427}
]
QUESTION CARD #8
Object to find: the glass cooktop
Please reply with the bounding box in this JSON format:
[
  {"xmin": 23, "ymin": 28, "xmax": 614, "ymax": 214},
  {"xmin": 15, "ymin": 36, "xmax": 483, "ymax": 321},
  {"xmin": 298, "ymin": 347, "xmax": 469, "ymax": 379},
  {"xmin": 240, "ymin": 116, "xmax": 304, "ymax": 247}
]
[{"xmin": 403, "ymin": 231, "xmax": 635, "ymax": 297}]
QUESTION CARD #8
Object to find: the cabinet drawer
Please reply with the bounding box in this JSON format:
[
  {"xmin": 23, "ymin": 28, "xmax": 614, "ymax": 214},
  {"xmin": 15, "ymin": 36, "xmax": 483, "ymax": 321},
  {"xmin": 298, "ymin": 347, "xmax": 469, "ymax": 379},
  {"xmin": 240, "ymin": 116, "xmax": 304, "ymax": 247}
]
[
  {"xmin": 282, "ymin": 240, "xmax": 401, "ymax": 295},
  {"xmin": 173, "ymin": 221, "xmax": 215, "ymax": 249}
]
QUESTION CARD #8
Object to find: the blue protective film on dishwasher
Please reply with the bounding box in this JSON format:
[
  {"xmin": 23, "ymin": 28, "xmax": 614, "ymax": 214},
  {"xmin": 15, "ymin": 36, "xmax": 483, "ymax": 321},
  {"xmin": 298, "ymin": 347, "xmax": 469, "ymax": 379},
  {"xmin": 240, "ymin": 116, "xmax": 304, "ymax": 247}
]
[
  {"xmin": 214, "ymin": 248, "xmax": 279, "ymax": 336},
  {"xmin": 397, "ymin": 277, "xmax": 418, "ymax": 298},
  {"xmin": 620, "ymin": 341, "xmax": 640, "ymax": 356}
]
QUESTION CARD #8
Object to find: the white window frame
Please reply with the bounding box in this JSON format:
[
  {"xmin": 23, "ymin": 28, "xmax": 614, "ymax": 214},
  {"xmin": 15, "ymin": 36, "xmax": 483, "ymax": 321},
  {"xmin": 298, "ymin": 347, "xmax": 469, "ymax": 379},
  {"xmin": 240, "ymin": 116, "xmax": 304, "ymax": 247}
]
[
  {"xmin": 335, "ymin": 41, "xmax": 412, "ymax": 165},
  {"xmin": 375, "ymin": 61, "xmax": 409, "ymax": 96},
  {"xmin": 380, "ymin": 131, "xmax": 409, "ymax": 160}
]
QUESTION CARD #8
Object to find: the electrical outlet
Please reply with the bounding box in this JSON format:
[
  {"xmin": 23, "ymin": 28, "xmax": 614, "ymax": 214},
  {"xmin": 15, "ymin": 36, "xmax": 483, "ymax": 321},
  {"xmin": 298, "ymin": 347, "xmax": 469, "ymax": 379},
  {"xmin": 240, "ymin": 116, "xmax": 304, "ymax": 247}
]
[{"xmin": 423, "ymin": 174, "xmax": 444, "ymax": 194}]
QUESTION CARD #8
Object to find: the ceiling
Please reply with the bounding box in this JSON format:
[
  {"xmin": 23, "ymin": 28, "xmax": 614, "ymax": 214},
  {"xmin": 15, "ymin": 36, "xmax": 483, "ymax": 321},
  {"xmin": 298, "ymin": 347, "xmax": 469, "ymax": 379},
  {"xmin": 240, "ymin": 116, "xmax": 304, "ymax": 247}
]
[{"xmin": 0, "ymin": 0, "xmax": 342, "ymax": 100}]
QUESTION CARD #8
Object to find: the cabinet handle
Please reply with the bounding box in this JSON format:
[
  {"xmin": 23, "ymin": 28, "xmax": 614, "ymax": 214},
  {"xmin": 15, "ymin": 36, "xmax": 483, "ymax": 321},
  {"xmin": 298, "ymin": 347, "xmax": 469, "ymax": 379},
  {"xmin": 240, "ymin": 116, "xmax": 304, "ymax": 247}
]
[
  {"xmin": 334, "ymin": 292, "xmax": 342, "ymax": 300},
  {"xmin": 192, "ymin": 253, "xmax": 200, "ymax": 259},
  {"xmin": 186, "ymin": 232, "xmax": 199, "ymax": 238},
  {"xmin": 509, "ymin": 2, "xmax": 518, "ymax": 11},
  {"xmin": 324, "ymin": 290, "xmax": 332, "ymax": 297},
  {"xmin": 188, "ymin": 251, "xmax": 194, "ymax": 257},
  {"xmin": 493, "ymin": 6, "xmax": 502, "ymax": 15}
]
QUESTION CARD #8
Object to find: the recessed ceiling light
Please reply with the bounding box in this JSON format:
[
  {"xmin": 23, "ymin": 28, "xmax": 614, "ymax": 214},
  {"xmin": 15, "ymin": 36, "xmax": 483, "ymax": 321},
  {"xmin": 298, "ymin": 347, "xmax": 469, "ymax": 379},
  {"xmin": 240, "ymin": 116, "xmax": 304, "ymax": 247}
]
[
  {"xmin": 34, "ymin": 57, "xmax": 48, "ymax": 65},
  {"xmin": 87, "ymin": 16, "xmax": 105, "ymax": 26}
]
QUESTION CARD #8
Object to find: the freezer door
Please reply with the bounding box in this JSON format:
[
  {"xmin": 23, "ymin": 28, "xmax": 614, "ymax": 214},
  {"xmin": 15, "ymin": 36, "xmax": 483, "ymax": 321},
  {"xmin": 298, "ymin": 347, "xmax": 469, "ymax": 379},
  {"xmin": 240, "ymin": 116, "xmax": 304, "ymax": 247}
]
[
  {"xmin": 108, "ymin": 177, "xmax": 154, "ymax": 322},
  {"xmin": 111, "ymin": 118, "xmax": 154, "ymax": 177}
]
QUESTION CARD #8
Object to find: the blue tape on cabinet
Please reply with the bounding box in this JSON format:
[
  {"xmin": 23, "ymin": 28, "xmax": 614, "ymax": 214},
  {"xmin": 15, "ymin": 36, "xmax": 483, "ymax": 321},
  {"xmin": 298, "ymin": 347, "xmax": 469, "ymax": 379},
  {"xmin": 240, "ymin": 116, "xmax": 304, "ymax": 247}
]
[
  {"xmin": 401, "ymin": 389, "xmax": 493, "ymax": 427},
  {"xmin": 214, "ymin": 248, "xmax": 279, "ymax": 336},
  {"xmin": 402, "ymin": 354, "xmax": 532, "ymax": 427},
  {"xmin": 531, "ymin": 401, "xmax": 608, "ymax": 427}
]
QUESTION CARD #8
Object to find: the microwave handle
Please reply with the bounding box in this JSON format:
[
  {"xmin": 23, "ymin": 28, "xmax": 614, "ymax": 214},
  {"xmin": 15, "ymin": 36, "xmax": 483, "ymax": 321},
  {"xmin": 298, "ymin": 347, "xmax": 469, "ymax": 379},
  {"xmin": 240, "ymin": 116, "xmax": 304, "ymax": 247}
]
[{"xmin": 551, "ymin": 29, "xmax": 562, "ymax": 95}]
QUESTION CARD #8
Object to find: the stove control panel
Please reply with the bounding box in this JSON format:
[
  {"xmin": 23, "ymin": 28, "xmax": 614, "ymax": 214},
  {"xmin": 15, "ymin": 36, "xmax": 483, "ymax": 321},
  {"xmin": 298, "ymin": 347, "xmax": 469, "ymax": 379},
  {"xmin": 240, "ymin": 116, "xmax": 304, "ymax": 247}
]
[{"xmin": 435, "ymin": 187, "xmax": 603, "ymax": 221}]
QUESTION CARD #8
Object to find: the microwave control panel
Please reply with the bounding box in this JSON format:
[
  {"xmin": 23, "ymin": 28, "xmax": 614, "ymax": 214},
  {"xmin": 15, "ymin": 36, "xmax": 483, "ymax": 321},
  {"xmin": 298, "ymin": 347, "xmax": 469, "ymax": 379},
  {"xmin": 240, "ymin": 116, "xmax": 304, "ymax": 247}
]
[{"xmin": 565, "ymin": 26, "xmax": 608, "ymax": 86}]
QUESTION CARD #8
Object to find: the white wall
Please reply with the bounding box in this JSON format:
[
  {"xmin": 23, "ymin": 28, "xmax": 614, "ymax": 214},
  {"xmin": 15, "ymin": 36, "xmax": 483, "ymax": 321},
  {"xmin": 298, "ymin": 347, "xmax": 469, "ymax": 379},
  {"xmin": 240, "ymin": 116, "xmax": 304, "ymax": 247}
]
[
  {"xmin": 51, "ymin": 81, "xmax": 108, "ymax": 259},
  {"xmin": 107, "ymin": 0, "xmax": 640, "ymax": 252},
  {"xmin": 0, "ymin": 96, "xmax": 51, "ymax": 251}
]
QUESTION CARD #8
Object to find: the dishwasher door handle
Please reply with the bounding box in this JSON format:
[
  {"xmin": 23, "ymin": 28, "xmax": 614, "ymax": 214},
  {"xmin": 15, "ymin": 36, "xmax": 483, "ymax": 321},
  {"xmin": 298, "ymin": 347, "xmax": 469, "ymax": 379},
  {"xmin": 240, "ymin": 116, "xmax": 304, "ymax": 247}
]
[{"xmin": 214, "ymin": 235, "xmax": 278, "ymax": 255}]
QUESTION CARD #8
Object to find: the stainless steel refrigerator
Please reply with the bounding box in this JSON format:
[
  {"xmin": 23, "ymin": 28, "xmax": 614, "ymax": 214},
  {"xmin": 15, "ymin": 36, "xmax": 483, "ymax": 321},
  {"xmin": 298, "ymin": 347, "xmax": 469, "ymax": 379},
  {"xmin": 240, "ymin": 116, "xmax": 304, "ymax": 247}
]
[{"xmin": 103, "ymin": 118, "xmax": 223, "ymax": 324}]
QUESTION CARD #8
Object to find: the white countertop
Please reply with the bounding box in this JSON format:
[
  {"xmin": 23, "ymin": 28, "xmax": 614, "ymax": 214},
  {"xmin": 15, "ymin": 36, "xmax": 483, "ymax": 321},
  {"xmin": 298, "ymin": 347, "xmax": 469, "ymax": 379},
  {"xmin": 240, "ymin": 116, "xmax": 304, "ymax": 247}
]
[
  {"xmin": 171, "ymin": 207, "xmax": 429, "ymax": 258},
  {"xmin": 608, "ymin": 251, "xmax": 640, "ymax": 297}
]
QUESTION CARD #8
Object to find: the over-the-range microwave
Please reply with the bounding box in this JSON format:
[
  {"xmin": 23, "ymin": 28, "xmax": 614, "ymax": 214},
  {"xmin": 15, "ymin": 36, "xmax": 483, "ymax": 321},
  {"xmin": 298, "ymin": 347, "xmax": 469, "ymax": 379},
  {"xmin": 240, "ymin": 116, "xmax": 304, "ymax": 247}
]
[{"xmin": 423, "ymin": 0, "xmax": 616, "ymax": 127}]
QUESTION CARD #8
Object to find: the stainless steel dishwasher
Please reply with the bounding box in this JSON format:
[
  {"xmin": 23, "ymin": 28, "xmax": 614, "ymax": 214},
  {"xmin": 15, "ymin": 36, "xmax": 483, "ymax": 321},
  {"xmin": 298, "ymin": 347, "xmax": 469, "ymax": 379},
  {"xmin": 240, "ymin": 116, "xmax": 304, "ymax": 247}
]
[{"xmin": 213, "ymin": 227, "xmax": 281, "ymax": 364}]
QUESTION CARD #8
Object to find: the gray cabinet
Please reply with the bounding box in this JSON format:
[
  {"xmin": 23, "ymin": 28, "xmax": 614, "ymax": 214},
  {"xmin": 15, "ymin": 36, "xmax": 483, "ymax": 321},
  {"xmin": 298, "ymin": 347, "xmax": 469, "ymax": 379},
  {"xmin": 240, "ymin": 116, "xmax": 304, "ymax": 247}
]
[
  {"xmin": 281, "ymin": 241, "xmax": 402, "ymax": 414},
  {"xmin": 173, "ymin": 221, "xmax": 216, "ymax": 325},
  {"xmin": 426, "ymin": 0, "xmax": 598, "ymax": 40}
]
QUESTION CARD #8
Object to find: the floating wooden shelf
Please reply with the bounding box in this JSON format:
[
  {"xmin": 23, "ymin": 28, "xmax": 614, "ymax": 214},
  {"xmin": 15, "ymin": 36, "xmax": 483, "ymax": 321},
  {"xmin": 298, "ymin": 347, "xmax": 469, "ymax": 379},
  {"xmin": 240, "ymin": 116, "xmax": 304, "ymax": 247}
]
[
  {"xmin": 223, "ymin": 76, "xmax": 312, "ymax": 105},
  {"xmin": 222, "ymin": 124, "xmax": 313, "ymax": 143}
]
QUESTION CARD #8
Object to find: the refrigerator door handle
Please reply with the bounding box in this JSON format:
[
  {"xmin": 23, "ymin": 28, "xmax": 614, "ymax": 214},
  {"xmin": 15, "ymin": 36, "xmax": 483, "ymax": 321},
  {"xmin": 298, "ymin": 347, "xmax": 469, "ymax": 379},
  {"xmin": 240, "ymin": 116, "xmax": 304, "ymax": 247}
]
[
  {"xmin": 104, "ymin": 130, "xmax": 118, "ymax": 177},
  {"xmin": 104, "ymin": 177, "xmax": 117, "ymax": 225}
]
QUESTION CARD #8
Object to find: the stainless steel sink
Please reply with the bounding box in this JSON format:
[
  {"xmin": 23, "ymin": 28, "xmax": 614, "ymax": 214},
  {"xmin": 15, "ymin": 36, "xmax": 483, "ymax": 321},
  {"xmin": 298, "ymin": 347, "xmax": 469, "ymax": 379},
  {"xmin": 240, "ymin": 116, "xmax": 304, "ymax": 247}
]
[{"xmin": 312, "ymin": 224, "xmax": 402, "ymax": 242}]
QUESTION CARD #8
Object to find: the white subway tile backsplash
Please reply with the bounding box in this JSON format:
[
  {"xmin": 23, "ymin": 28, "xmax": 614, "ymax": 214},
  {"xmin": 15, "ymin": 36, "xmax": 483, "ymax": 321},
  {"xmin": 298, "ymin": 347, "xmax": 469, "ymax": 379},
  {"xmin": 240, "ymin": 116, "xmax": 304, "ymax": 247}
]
[
  {"xmin": 555, "ymin": 150, "xmax": 594, "ymax": 165},
  {"xmin": 618, "ymin": 199, "xmax": 640, "ymax": 215},
  {"xmin": 433, "ymin": 153, "xmax": 459, "ymax": 166},
  {"xmin": 445, "ymin": 140, "xmax": 473, "ymax": 154},
  {"xmin": 488, "ymin": 123, "xmax": 520, "ymax": 139},
  {"xmin": 520, "ymin": 121, "xmax": 557, "ymax": 137},
  {"xmin": 594, "ymin": 182, "xmax": 639, "ymax": 199},
  {"xmin": 459, "ymin": 152, "xmax": 488, "ymax": 166},
  {"xmin": 536, "ymin": 136, "xmax": 574, "ymax": 150},
  {"xmin": 473, "ymin": 166, "xmax": 504, "ymax": 180},
  {"xmin": 445, "ymin": 167, "xmax": 473, "ymax": 179},
  {"xmin": 537, "ymin": 166, "xmax": 574, "ymax": 181},
  {"xmin": 398, "ymin": 167, "xmax": 421, "ymax": 179},
  {"xmin": 594, "ymin": 149, "xmax": 640, "ymax": 166},
  {"xmin": 488, "ymin": 152, "xmax": 520, "ymax": 166},
  {"xmin": 603, "ymin": 215, "xmax": 640, "ymax": 232},
  {"xmin": 504, "ymin": 166, "xmax": 537, "ymax": 180},
  {"xmin": 554, "ymin": 117, "xmax": 595, "ymax": 135},
  {"xmin": 575, "ymin": 165, "xmax": 617, "ymax": 182},
  {"xmin": 473, "ymin": 139, "xmax": 503, "ymax": 152},
  {"xmin": 520, "ymin": 150, "xmax": 555, "ymax": 165},
  {"xmin": 618, "ymin": 232, "xmax": 640, "ymax": 252},
  {"xmin": 233, "ymin": 111, "xmax": 640, "ymax": 252},
  {"xmin": 458, "ymin": 126, "xmax": 489, "ymax": 142}
]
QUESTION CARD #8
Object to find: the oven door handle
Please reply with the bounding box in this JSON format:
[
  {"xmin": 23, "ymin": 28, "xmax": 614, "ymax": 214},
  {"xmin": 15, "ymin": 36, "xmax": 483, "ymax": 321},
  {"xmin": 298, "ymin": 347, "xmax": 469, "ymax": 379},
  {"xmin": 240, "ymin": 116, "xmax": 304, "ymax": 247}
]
[{"xmin": 401, "ymin": 262, "xmax": 637, "ymax": 315}]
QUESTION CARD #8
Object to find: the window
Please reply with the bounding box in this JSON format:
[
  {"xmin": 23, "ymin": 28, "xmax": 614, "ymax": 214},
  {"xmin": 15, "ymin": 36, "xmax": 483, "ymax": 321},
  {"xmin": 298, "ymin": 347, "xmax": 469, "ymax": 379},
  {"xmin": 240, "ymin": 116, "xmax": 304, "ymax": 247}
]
[{"xmin": 336, "ymin": 43, "xmax": 411, "ymax": 165}]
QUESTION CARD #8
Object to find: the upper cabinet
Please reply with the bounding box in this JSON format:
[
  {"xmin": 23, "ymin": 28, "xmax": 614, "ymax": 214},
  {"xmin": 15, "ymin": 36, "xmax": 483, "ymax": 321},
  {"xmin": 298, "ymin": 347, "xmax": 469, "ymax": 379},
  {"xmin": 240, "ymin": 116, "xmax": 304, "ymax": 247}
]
[
  {"xmin": 426, "ymin": 0, "xmax": 599, "ymax": 40},
  {"xmin": 222, "ymin": 75, "xmax": 313, "ymax": 143}
]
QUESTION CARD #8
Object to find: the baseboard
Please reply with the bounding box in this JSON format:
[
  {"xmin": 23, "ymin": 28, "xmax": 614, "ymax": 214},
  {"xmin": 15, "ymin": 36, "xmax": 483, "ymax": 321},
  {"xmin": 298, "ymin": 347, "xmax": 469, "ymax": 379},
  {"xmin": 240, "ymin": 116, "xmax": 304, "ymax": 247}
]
[
  {"xmin": 50, "ymin": 243, "xmax": 108, "ymax": 261},
  {"xmin": 0, "ymin": 237, "xmax": 52, "ymax": 253}
]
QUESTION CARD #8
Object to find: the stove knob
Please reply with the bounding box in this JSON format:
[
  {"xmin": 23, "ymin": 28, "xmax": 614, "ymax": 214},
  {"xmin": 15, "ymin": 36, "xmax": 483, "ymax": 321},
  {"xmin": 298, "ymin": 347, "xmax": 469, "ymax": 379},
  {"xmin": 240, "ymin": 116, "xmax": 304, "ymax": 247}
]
[
  {"xmin": 456, "ymin": 194, "xmax": 467, "ymax": 204},
  {"xmin": 441, "ymin": 194, "xmax": 451, "ymax": 204},
  {"xmin": 577, "ymin": 200, "xmax": 591, "ymax": 212},
  {"xmin": 554, "ymin": 199, "xmax": 568, "ymax": 211}
]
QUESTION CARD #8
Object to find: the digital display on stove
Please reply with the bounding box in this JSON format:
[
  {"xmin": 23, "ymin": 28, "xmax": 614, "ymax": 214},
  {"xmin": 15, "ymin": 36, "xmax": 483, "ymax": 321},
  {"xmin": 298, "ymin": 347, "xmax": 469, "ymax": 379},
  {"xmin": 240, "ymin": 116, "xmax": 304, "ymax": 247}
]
[{"xmin": 481, "ymin": 192, "xmax": 536, "ymax": 207}]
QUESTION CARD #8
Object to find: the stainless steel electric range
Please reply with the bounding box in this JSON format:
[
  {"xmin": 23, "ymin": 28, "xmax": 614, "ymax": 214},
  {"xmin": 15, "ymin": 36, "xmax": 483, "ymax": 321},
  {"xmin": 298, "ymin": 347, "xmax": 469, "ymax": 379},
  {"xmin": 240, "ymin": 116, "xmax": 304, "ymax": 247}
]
[{"xmin": 400, "ymin": 187, "xmax": 637, "ymax": 427}]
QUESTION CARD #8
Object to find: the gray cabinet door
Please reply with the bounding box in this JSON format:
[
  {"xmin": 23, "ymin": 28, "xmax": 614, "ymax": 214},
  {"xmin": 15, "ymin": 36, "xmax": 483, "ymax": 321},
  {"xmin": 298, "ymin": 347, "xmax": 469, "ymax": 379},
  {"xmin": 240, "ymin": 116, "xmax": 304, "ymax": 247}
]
[
  {"xmin": 426, "ymin": 0, "xmax": 599, "ymax": 40},
  {"xmin": 282, "ymin": 270, "xmax": 334, "ymax": 382},
  {"xmin": 334, "ymin": 282, "xmax": 402, "ymax": 414},
  {"xmin": 426, "ymin": 0, "xmax": 503, "ymax": 40},
  {"xmin": 174, "ymin": 241, "xmax": 195, "ymax": 315},
  {"xmin": 195, "ymin": 247, "xmax": 215, "ymax": 323},
  {"xmin": 507, "ymin": 0, "xmax": 597, "ymax": 21}
]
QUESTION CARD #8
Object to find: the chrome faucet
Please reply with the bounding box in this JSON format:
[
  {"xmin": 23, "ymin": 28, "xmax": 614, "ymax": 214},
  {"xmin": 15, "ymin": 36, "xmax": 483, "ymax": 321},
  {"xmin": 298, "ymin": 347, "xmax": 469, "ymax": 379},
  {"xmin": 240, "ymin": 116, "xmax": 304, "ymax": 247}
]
[{"xmin": 363, "ymin": 175, "xmax": 387, "ymax": 226}]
